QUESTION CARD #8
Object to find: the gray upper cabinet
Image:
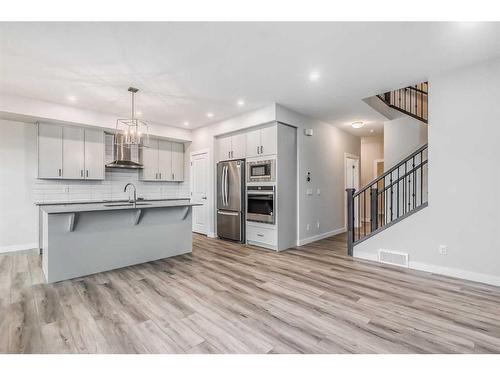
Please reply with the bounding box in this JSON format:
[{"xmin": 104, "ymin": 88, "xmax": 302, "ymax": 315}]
[
  {"xmin": 140, "ymin": 138, "xmax": 184, "ymax": 182},
  {"xmin": 38, "ymin": 123, "xmax": 63, "ymax": 178},
  {"xmin": 38, "ymin": 123, "xmax": 104, "ymax": 180}
]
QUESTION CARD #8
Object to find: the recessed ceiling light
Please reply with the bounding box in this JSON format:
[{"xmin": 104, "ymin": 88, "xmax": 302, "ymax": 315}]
[
  {"xmin": 351, "ymin": 121, "xmax": 364, "ymax": 129},
  {"xmin": 370, "ymin": 129, "xmax": 374, "ymax": 133},
  {"xmin": 309, "ymin": 71, "xmax": 320, "ymax": 82},
  {"xmin": 67, "ymin": 95, "xmax": 77, "ymax": 102},
  {"xmin": 237, "ymin": 99, "xmax": 245, "ymax": 107},
  {"xmin": 207, "ymin": 112, "xmax": 214, "ymax": 118},
  {"xmin": 183, "ymin": 121, "xmax": 189, "ymax": 127}
]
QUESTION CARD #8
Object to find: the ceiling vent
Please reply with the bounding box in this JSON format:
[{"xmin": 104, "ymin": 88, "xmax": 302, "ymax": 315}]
[{"xmin": 378, "ymin": 249, "xmax": 409, "ymax": 268}]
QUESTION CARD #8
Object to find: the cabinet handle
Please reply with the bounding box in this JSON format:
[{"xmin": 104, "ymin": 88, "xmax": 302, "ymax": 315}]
[
  {"xmin": 58, "ymin": 168, "xmax": 62, "ymax": 177},
  {"xmin": 86, "ymin": 170, "xmax": 89, "ymax": 178},
  {"xmin": 159, "ymin": 173, "xmax": 162, "ymax": 179},
  {"xmin": 172, "ymin": 173, "xmax": 174, "ymax": 180},
  {"xmin": 257, "ymin": 234, "xmax": 264, "ymax": 237},
  {"xmin": 260, "ymin": 145, "xmax": 263, "ymax": 154},
  {"xmin": 257, "ymin": 146, "xmax": 260, "ymax": 154}
]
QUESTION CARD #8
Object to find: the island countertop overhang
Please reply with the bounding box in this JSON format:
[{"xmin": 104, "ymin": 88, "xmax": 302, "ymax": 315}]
[{"xmin": 40, "ymin": 201, "xmax": 201, "ymax": 214}]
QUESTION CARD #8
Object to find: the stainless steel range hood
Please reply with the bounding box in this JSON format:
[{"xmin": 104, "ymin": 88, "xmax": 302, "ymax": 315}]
[{"xmin": 105, "ymin": 133, "xmax": 143, "ymax": 169}]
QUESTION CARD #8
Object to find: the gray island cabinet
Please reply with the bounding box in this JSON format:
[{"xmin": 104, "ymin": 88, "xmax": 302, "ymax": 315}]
[{"xmin": 40, "ymin": 201, "xmax": 199, "ymax": 283}]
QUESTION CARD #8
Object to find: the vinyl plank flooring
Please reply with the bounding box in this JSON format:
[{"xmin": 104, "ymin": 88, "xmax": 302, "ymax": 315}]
[{"xmin": 1, "ymin": 233, "xmax": 500, "ymax": 353}]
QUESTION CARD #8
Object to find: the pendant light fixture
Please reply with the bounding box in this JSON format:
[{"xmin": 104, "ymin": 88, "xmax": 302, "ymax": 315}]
[{"xmin": 114, "ymin": 87, "xmax": 150, "ymax": 148}]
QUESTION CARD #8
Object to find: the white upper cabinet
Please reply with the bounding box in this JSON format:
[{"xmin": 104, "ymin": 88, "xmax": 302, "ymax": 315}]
[
  {"xmin": 245, "ymin": 125, "xmax": 277, "ymax": 158},
  {"xmin": 140, "ymin": 138, "xmax": 184, "ymax": 182},
  {"xmin": 38, "ymin": 123, "xmax": 104, "ymax": 180},
  {"xmin": 171, "ymin": 142, "xmax": 184, "ymax": 181},
  {"xmin": 158, "ymin": 140, "xmax": 173, "ymax": 181},
  {"xmin": 38, "ymin": 123, "xmax": 63, "ymax": 179},
  {"xmin": 259, "ymin": 125, "xmax": 277, "ymax": 156},
  {"xmin": 62, "ymin": 126, "xmax": 85, "ymax": 179},
  {"xmin": 245, "ymin": 129, "xmax": 261, "ymax": 158},
  {"xmin": 217, "ymin": 136, "xmax": 232, "ymax": 161},
  {"xmin": 217, "ymin": 133, "xmax": 247, "ymax": 161},
  {"xmin": 84, "ymin": 129, "xmax": 105, "ymax": 180},
  {"xmin": 231, "ymin": 132, "xmax": 247, "ymax": 159}
]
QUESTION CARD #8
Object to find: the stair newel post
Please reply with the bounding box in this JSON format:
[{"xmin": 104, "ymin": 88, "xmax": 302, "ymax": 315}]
[
  {"xmin": 370, "ymin": 187, "xmax": 379, "ymax": 233},
  {"xmin": 346, "ymin": 188, "xmax": 356, "ymax": 256}
]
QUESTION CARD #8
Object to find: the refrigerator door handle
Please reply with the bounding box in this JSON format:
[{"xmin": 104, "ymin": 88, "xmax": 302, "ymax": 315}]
[
  {"xmin": 221, "ymin": 165, "xmax": 226, "ymax": 206},
  {"xmin": 224, "ymin": 165, "xmax": 229, "ymax": 206}
]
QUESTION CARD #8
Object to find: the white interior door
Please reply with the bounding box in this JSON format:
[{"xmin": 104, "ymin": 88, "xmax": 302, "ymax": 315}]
[{"xmin": 191, "ymin": 152, "xmax": 209, "ymax": 235}]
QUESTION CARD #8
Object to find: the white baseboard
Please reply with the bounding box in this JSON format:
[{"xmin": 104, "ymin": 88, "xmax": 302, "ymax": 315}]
[
  {"xmin": 298, "ymin": 227, "xmax": 346, "ymax": 246},
  {"xmin": 0, "ymin": 242, "xmax": 39, "ymax": 254},
  {"xmin": 354, "ymin": 250, "xmax": 500, "ymax": 287},
  {"xmin": 207, "ymin": 232, "xmax": 217, "ymax": 238}
]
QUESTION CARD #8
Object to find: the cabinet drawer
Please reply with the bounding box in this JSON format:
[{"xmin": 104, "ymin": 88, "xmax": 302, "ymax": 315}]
[{"xmin": 246, "ymin": 224, "xmax": 277, "ymax": 246}]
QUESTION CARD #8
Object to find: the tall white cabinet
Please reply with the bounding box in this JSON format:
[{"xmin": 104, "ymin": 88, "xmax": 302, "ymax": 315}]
[
  {"xmin": 140, "ymin": 138, "xmax": 184, "ymax": 182},
  {"xmin": 38, "ymin": 123, "xmax": 104, "ymax": 180}
]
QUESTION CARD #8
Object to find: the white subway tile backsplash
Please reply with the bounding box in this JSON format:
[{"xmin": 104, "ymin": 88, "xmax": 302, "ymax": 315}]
[{"xmin": 33, "ymin": 169, "xmax": 189, "ymax": 203}]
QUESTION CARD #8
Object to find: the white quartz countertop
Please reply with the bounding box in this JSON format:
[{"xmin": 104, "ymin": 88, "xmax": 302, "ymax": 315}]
[
  {"xmin": 35, "ymin": 198, "xmax": 190, "ymax": 206},
  {"xmin": 40, "ymin": 200, "xmax": 200, "ymax": 214}
]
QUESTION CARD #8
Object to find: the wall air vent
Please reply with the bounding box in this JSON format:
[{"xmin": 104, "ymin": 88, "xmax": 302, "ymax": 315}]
[{"xmin": 378, "ymin": 249, "xmax": 409, "ymax": 268}]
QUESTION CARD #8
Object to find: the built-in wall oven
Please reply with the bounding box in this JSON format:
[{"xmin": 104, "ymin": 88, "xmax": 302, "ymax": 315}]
[
  {"xmin": 247, "ymin": 186, "xmax": 275, "ymax": 224},
  {"xmin": 247, "ymin": 158, "xmax": 276, "ymax": 183}
]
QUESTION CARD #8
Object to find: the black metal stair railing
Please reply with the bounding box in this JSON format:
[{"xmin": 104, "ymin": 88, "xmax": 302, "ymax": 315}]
[
  {"xmin": 377, "ymin": 82, "xmax": 428, "ymax": 123},
  {"xmin": 346, "ymin": 143, "xmax": 428, "ymax": 256}
]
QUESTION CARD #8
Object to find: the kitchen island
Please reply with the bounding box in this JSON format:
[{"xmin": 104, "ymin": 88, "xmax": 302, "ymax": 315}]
[{"xmin": 40, "ymin": 200, "xmax": 199, "ymax": 283}]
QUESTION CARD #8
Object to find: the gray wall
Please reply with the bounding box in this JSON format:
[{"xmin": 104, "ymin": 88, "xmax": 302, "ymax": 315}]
[{"xmin": 354, "ymin": 57, "xmax": 500, "ymax": 285}]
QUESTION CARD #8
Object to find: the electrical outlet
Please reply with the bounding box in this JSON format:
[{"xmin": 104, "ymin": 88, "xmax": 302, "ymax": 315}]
[
  {"xmin": 439, "ymin": 245, "xmax": 448, "ymax": 255},
  {"xmin": 306, "ymin": 224, "xmax": 310, "ymax": 232}
]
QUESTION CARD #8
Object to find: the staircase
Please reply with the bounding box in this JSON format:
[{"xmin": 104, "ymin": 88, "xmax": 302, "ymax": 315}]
[
  {"xmin": 377, "ymin": 82, "xmax": 428, "ymax": 123},
  {"xmin": 346, "ymin": 143, "xmax": 428, "ymax": 256}
]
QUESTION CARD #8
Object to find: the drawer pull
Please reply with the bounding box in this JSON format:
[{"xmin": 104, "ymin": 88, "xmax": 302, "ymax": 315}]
[{"xmin": 257, "ymin": 234, "xmax": 264, "ymax": 237}]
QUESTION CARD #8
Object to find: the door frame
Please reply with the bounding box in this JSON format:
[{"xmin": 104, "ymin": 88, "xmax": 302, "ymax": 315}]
[
  {"xmin": 344, "ymin": 153, "xmax": 360, "ymax": 231},
  {"xmin": 190, "ymin": 148, "xmax": 210, "ymax": 236},
  {"xmin": 373, "ymin": 158, "xmax": 384, "ymax": 179}
]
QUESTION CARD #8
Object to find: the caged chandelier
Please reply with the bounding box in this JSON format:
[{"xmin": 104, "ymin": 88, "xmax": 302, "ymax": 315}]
[{"xmin": 115, "ymin": 87, "xmax": 150, "ymax": 147}]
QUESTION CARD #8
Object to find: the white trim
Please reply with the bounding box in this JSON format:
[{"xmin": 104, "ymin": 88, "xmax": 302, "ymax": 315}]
[
  {"xmin": 0, "ymin": 243, "xmax": 39, "ymax": 254},
  {"xmin": 207, "ymin": 232, "xmax": 217, "ymax": 238},
  {"xmin": 353, "ymin": 250, "xmax": 500, "ymax": 287},
  {"xmin": 298, "ymin": 227, "xmax": 346, "ymax": 246}
]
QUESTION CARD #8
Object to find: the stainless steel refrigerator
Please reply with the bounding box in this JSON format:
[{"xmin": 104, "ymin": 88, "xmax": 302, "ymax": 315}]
[{"xmin": 217, "ymin": 159, "xmax": 245, "ymax": 242}]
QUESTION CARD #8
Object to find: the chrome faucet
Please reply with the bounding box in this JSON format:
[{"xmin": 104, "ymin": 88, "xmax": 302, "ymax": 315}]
[{"xmin": 124, "ymin": 183, "xmax": 137, "ymax": 206}]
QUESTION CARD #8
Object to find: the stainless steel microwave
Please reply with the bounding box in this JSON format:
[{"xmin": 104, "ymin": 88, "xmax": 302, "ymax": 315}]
[{"xmin": 247, "ymin": 158, "xmax": 276, "ymax": 182}]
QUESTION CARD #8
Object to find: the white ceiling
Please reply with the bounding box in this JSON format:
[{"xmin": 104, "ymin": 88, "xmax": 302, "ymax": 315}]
[{"xmin": 1, "ymin": 22, "xmax": 499, "ymax": 136}]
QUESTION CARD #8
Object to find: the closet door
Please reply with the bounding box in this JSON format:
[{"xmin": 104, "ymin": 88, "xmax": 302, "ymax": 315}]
[
  {"xmin": 62, "ymin": 126, "xmax": 85, "ymax": 179},
  {"xmin": 171, "ymin": 142, "xmax": 184, "ymax": 181},
  {"xmin": 84, "ymin": 129, "xmax": 104, "ymax": 180},
  {"xmin": 38, "ymin": 123, "xmax": 63, "ymax": 179}
]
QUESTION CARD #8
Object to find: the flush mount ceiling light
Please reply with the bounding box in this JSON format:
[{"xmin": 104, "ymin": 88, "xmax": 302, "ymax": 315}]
[
  {"xmin": 351, "ymin": 121, "xmax": 365, "ymax": 129},
  {"xmin": 114, "ymin": 87, "xmax": 150, "ymax": 148},
  {"xmin": 309, "ymin": 71, "xmax": 320, "ymax": 82}
]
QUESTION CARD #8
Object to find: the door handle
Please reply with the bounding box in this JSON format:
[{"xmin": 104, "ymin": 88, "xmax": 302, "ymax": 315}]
[
  {"xmin": 201, "ymin": 196, "xmax": 207, "ymax": 200},
  {"xmin": 217, "ymin": 210, "xmax": 239, "ymax": 216}
]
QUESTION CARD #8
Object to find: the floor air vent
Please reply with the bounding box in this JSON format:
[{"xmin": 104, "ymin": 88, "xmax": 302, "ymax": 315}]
[{"xmin": 378, "ymin": 249, "xmax": 409, "ymax": 267}]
